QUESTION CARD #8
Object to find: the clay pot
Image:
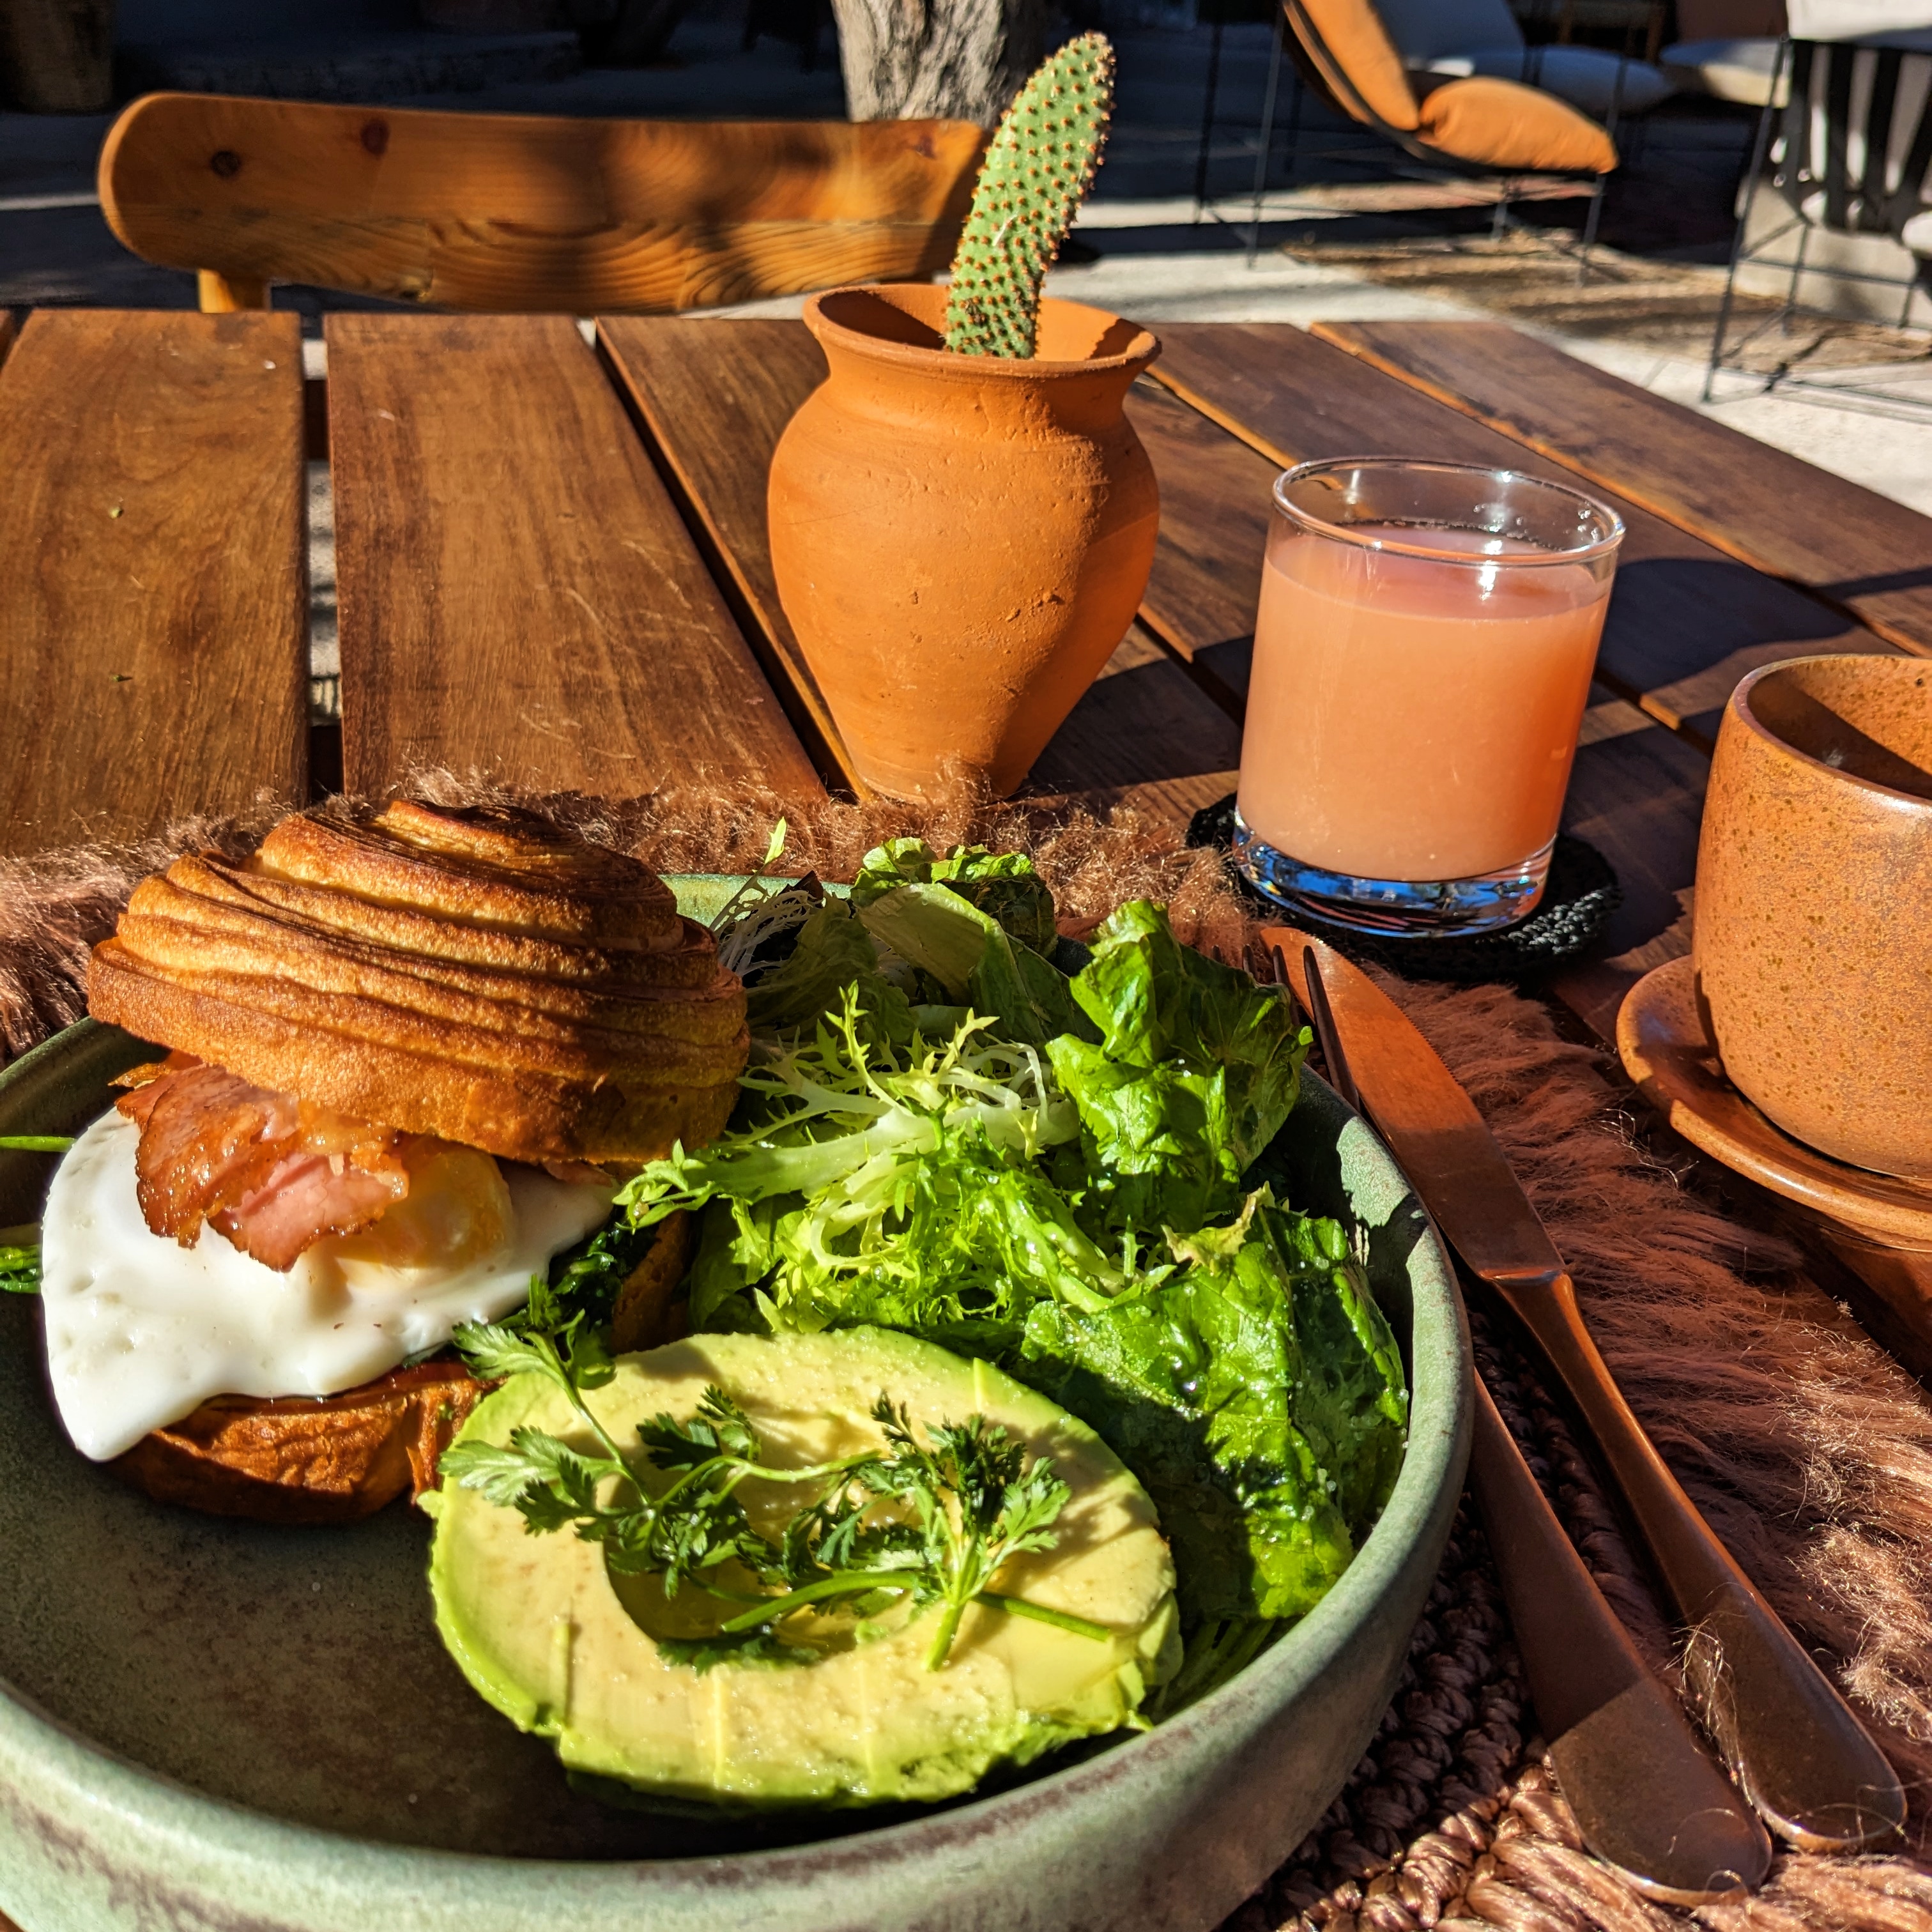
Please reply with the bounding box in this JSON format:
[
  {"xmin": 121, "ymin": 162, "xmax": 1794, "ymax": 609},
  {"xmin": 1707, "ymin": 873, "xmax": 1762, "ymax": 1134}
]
[
  {"xmin": 1693, "ymin": 653, "xmax": 1932, "ymax": 1179},
  {"xmin": 767, "ymin": 284, "xmax": 1161, "ymax": 801}
]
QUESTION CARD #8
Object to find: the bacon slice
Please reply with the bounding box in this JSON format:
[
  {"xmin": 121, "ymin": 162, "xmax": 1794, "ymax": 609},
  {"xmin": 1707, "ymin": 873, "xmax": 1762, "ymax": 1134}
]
[
  {"xmin": 116, "ymin": 1061, "xmax": 413, "ymax": 1270},
  {"xmin": 210, "ymin": 1147, "xmax": 410, "ymax": 1271}
]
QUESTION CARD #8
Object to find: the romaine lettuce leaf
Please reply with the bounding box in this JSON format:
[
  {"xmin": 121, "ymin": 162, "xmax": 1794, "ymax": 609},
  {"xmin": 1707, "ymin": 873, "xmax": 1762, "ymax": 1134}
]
[
  {"xmin": 1172, "ymin": 1202, "xmax": 1407, "ymax": 1535},
  {"xmin": 743, "ymin": 898, "xmax": 914, "ymax": 1047},
  {"xmin": 857, "ymin": 882, "xmax": 1089, "ymax": 1051},
  {"xmin": 1020, "ymin": 1191, "xmax": 1406, "ymax": 1629},
  {"xmin": 1047, "ymin": 902, "xmax": 1308, "ymax": 1236},
  {"xmin": 852, "ymin": 837, "xmax": 1058, "ymax": 954}
]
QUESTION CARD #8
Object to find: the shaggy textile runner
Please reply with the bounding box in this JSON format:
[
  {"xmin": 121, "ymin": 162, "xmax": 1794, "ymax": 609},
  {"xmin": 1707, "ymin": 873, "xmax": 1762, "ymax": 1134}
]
[{"xmin": 6, "ymin": 779, "xmax": 1932, "ymax": 1932}]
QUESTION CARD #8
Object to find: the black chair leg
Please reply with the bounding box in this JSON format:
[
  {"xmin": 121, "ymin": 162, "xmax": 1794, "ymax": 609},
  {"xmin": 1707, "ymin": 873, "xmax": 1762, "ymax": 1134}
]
[
  {"xmin": 1193, "ymin": 15, "xmax": 1225, "ymax": 222},
  {"xmin": 1248, "ymin": 8, "xmax": 1287, "ymax": 266},
  {"xmin": 1704, "ymin": 38, "xmax": 1788, "ymax": 402},
  {"xmin": 1578, "ymin": 173, "xmax": 1606, "ymax": 283}
]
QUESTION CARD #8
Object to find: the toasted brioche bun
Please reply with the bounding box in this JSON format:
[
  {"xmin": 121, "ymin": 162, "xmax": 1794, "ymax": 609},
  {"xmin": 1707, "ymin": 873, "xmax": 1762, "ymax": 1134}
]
[
  {"xmin": 610, "ymin": 1210, "xmax": 695, "ymax": 1353},
  {"xmin": 86, "ymin": 800, "xmax": 749, "ymax": 1165},
  {"xmin": 112, "ymin": 1357, "xmax": 484, "ymax": 1525}
]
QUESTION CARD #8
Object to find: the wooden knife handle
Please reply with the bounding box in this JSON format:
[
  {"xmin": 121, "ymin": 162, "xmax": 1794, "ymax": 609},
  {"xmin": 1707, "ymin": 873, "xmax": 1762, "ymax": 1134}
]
[
  {"xmin": 1469, "ymin": 1374, "xmax": 1768, "ymax": 1901},
  {"xmin": 1493, "ymin": 1270, "xmax": 1905, "ymax": 1850}
]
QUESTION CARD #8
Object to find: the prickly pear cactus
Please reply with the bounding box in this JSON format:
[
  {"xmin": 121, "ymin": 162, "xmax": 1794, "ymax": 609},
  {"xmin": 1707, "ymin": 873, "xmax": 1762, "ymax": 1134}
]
[{"xmin": 944, "ymin": 33, "xmax": 1115, "ymax": 360}]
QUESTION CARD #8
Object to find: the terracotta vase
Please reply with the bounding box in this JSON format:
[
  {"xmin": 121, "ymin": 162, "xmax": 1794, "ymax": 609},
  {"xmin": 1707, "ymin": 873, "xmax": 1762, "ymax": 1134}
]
[
  {"xmin": 767, "ymin": 284, "xmax": 1161, "ymax": 801},
  {"xmin": 1693, "ymin": 653, "xmax": 1932, "ymax": 1180}
]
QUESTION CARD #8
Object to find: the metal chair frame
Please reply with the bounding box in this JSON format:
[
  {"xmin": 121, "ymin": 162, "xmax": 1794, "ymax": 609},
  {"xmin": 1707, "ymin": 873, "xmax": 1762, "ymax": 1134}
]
[
  {"xmin": 1704, "ymin": 33, "xmax": 1932, "ymax": 406},
  {"xmin": 1188, "ymin": 1, "xmax": 1620, "ymax": 280}
]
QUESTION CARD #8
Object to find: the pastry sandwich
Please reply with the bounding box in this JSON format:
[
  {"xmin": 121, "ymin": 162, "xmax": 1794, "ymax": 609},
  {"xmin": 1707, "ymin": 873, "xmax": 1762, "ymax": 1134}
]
[{"xmin": 35, "ymin": 800, "xmax": 746, "ymax": 1522}]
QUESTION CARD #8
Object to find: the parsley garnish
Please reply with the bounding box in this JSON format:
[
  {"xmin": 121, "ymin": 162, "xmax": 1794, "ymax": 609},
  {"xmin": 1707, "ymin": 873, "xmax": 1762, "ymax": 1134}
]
[{"xmin": 443, "ymin": 1321, "xmax": 1108, "ymax": 1671}]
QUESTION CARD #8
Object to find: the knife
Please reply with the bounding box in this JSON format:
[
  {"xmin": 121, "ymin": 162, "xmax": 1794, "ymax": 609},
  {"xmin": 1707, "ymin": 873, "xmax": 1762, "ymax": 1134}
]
[
  {"xmin": 1293, "ymin": 944, "xmax": 1769, "ymax": 1901},
  {"xmin": 1264, "ymin": 925, "xmax": 1906, "ymax": 1853}
]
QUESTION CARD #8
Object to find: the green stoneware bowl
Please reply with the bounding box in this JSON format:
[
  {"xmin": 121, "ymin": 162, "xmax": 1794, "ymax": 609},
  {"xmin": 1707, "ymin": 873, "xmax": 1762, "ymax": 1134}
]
[{"xmin": 0, "ymin": 880, "xmax": 1470, "ymax": 1932}]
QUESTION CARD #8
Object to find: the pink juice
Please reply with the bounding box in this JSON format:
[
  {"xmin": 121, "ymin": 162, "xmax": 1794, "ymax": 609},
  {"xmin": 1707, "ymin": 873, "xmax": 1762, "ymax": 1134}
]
[{"xmin": 1237, "ymin": 523, "xmax": 1611, "ymax": 882}]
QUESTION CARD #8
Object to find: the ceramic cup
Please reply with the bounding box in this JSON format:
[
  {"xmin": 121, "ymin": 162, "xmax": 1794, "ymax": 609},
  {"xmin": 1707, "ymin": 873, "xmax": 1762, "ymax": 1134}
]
[{"xmin": 1693, "ymin": 653, "xmax": 1932, "ymax": 1181}]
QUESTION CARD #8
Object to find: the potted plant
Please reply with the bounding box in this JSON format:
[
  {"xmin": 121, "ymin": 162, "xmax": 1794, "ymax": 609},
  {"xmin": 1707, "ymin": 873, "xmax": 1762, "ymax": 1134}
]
[{"xmin": 767, "ymin": 34, "xmax": 1161, "ymax": 802}]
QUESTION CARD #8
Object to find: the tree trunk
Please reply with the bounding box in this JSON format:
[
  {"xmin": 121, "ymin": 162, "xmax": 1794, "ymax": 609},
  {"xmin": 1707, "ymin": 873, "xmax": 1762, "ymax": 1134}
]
[
  {"xmin": 0, "ymin": 0, "xmax": 116, "ymax": 111},
  {"xmin": 831, "ymin": 0, "xmax": 1047, "ymax": 126}
]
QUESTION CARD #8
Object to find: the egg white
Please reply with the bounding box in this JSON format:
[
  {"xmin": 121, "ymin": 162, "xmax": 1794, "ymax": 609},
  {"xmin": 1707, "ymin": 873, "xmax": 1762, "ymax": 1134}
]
[{"xmin": 39, "ymin": 1110, "xmax": 615, "ymax": 1462}]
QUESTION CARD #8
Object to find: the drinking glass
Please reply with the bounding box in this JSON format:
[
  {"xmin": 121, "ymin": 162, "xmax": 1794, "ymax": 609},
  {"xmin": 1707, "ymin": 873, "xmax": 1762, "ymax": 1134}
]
[{"xmin": 1234, "ymin": 457, "xmax": 1624, "ymax": 935}]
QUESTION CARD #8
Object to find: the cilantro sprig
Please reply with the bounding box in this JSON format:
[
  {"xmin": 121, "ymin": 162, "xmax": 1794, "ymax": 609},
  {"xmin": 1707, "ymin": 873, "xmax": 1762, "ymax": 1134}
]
[
  {"xmin": 443, "ymin": 1320, "xmax": 1108, "ymax": 1672},
  {"xmin": 0, "ymin": 1224, "xmax": 39, "ymax": 1296}
]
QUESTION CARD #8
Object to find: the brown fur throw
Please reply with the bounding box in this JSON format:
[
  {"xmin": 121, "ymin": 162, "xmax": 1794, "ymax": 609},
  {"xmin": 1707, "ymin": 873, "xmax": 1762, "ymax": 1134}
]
[{"xmin": 5, "ymin": 779, "xmax": 1932, "ymax": 1932}]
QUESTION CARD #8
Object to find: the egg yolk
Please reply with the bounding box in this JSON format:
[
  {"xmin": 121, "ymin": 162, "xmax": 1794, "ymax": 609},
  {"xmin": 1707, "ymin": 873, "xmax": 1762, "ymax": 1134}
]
[{"xmin": 323, "ymin": 1142, "xmax": 514, "ymax": 1280}]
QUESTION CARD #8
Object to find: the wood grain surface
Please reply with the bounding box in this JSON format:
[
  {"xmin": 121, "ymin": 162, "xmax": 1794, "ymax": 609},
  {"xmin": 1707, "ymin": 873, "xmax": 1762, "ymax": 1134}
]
[
  {"xmin": 600, "ymin": 316, "xmax": 1246, "ymax": 815},
  {"xmin": 1313, "ymin": 319, "xmax": 1932, "ymax": 660},
  {"xmin": 1024, "ymin": 620, "xmax": 1241, "ymax": 820},
  {"xmin": 326, "ymin": 313, "xmax": 822, "ymax": 802},
  {"xmin": 597, "ymin": 316, "xmax": 855, "ymax": 786},
  {"xmin": 1554, "ymin": 693, "xmax": 1713, "ymax": 1038},
  {"xmin": 1125, "ymin": 377, "xmax": 1273, "ymax": 711},
  {"xmin": 1148, "ymin": 323, "xmax": 1881, "ymax": 749},
  {"xmin": 0, "ymin": 309, "xmax": 305, "ymax": 857},
  {"xmin": 101, "ymin": 95, "xmax": 983, "ymax": 314}
]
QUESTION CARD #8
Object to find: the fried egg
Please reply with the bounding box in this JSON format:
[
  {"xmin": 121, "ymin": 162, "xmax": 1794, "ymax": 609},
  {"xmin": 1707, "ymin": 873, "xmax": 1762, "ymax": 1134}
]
[{"xmin": 39, "ymin": 1110, "xmax": 614, "ymax": 1462}]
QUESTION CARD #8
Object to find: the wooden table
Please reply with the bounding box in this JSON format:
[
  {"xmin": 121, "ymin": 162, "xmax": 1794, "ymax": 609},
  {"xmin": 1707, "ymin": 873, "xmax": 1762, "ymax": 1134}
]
[{"xmin": 1, "ymin": 306, "xmax": 1927, "ymax": 1370}]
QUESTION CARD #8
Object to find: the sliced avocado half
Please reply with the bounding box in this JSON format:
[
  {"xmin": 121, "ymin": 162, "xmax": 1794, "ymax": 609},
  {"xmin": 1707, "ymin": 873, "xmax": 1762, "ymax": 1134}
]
[{"xmin": 422, "ymin": 1327, "xmax": 1180, "ymax": 1809}]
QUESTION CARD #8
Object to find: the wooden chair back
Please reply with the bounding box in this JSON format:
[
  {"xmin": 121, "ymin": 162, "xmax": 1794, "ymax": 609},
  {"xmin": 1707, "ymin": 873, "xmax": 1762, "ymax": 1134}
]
[
  {"xmin": 98, "ymin": 93, "xmax": 986, "ymax": 314},
  {"xmin": 1278, "ymin": 1, "xmax": 1434, "ymax": 162}
]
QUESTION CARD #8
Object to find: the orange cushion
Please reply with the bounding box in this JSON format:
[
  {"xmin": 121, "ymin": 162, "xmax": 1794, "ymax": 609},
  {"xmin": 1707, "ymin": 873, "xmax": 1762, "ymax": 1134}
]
[
  {"xmin": 1414, "ymin": 75, "xmax": 1618, "ymax": 173},
  {"xmin": 1292, "ymin": 0, "xmax": 1420, "ymax": 132}
]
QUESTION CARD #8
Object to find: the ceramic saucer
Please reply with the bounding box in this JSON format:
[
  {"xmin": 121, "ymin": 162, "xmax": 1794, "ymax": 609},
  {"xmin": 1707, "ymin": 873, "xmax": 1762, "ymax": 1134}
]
[{"xmin": 1618, "ymin": 956, "xmax": 1932, "ymax": 1248}]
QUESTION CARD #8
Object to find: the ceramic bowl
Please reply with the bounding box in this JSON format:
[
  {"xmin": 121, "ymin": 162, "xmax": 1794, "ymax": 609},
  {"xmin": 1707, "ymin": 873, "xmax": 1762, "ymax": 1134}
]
[
  {"xmin": 0, "ymin": 882, "xmax": 1469, "ymax": 1932},
  {"xmin": 1693, "ymin": 654, "xmax": 1932, "ymax": 1180}
]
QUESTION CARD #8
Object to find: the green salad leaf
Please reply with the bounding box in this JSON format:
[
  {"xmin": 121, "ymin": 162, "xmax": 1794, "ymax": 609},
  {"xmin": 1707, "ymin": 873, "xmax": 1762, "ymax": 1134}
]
[
  {"xmin": 1020, "ymin": 1190, "xmax": 1406, "ymax": 1630},
  {"xmin": 622, "ymin": 992, "xmax": 1114, "ymax": 1356},
  {"xmin": 609, "ymin": 871, "xmax": 1406, "ymax": 1709},
  {"xmin": 857, "ymin": 882, "xmax": 1089, "ymax": 1052},
  {"xmin": 1045, "ymin": 902, "xmax": 1308, "ymax": 1239},
  {"xmin": 852, "ymin": 838, "xmax": 1058, "ymax": 955},
  {"xmin": 0, "ymin": 1236, "xmax": 39, "ymax": 1295},
  {"xmin": 743, "ymin": 898, "xmax": 915, "ymax": 1048}
]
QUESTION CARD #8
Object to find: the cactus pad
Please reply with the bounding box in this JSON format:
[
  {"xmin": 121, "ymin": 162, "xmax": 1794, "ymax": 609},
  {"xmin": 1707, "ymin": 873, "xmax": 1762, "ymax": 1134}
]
[{"xmin": 944, "ymin": 33, "xmax": 1116, "ymax": 359}]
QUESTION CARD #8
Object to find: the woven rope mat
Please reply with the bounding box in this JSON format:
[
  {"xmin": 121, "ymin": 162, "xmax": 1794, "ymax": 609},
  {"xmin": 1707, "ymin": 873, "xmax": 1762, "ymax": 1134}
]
[{"xmin": 6, "ymin": 780, "xmax": 1932, "ymax": 1932}]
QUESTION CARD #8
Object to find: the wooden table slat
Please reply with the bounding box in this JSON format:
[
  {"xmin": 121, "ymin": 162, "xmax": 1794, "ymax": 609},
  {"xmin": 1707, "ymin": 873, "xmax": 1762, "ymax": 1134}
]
[
  {"xmin": 1551, "ymin": 691, "xmax": 1712, "ymax": 1037},
  {"xmin": 1313, "ymin": 319, "xmax": 1932, "ymax": 661},
  {"xmin": 599, "ymin": 315, "xmax": 1245, "ymax": 815},
  {"xmin": 595, "ymin": 316, "xmax": 858, "ymax": 789},
  {"xmin": 326, "ymin": 312, "xmax": 823, "ymax": 804},
  {"xmin": 1125, "ymin": 377, "xmax": 1273, "ymax": 714},
  {"xmin": 1147, "ymin": 324, "xmax": 1885, "ymax": 748},
  {"xmin": 0, "ymin": 310, "xmax": 307, "ymax": 857}
]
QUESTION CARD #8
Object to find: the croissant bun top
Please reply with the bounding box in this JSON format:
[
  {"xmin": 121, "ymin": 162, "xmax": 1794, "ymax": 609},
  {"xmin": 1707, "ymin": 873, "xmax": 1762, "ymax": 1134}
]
[{"xmin": 86, "ymin": 801, "xmax": 748, "ymax": 1165}]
